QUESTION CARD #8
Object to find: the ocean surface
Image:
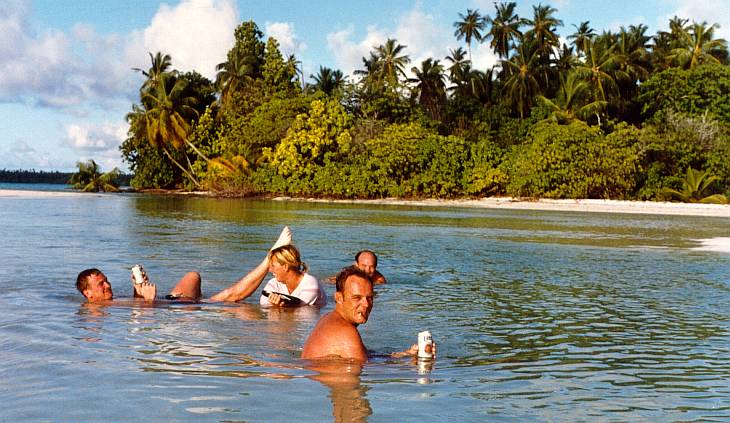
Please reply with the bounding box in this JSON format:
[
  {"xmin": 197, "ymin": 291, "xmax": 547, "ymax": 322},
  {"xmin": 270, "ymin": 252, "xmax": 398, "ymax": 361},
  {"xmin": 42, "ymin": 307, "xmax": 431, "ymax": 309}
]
[{"xmin": 2, "ymin": 184, "xmax": 730, "ymax": 422}]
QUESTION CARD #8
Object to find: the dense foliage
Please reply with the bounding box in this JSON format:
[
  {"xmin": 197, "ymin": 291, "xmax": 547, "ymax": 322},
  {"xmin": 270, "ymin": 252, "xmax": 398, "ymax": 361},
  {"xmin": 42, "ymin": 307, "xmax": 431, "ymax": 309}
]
[{"xmin": 121, "ymin": 7, "xmax": 730, "ymax": 202}]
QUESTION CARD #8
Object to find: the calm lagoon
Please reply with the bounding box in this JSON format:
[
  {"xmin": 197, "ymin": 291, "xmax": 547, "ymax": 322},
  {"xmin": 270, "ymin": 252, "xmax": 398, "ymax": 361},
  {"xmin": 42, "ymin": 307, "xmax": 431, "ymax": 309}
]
[{"xmin": 2, "ymin": 187, "xmax": 730, "ymax": 422}]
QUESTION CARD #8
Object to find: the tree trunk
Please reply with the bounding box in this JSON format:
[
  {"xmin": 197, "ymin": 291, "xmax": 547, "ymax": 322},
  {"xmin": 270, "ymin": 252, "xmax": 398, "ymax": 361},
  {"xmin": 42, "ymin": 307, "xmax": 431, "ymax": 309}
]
[
  {"xmin": 185, "ymin": 139, "xmax": 211, "ymax": 163},
  {"xmin": 162, "ymin": 147, "xmax": 201, "ymax": 189}
]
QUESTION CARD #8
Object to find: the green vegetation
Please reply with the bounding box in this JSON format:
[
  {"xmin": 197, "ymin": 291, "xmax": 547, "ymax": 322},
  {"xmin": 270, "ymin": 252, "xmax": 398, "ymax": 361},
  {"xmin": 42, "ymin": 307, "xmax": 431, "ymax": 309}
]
[
  {"xmin": 69, "ymin": 160, "xmax": 122, "ymax": 192},
  {"xmin": 121, "ymin": 7, "xmax": 730, "ymax": 203}
]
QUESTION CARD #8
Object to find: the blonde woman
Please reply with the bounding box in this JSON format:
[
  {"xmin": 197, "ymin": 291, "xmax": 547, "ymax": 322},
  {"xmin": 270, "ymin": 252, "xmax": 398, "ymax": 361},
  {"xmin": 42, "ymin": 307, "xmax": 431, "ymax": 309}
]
[{"xmin": 260, "ymin": 245, "xmax": 326, "ymax": 307}]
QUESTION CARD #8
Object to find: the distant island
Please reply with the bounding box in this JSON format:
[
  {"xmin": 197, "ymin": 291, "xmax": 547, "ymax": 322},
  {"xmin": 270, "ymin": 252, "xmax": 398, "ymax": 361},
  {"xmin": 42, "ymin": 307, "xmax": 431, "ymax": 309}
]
[
  {"xmin": 0, "ymin": 168, "xmax": 132, "ymax": 187},
  {"xmin": 0, "ymin": 169, "xmax": 73, "ymax": 184}
]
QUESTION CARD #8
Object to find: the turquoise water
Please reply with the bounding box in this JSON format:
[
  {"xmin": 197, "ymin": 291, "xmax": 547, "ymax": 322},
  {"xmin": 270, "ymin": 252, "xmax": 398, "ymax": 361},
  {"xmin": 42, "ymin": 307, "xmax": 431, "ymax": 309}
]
[
  {"xmin": 2, "ymin": 190, "xmax": 730, "ymax": 422},
  {"xmin": 0, "ymin": 182, "xmax": 73, "ymax": 191}
]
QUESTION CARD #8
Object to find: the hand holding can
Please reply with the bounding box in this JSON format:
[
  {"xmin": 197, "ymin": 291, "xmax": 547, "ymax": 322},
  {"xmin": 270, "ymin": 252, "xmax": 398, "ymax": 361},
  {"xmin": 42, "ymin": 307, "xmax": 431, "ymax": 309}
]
[{"xmin": 418, "ymin": 330, "xmax": 434, "ymax": 359}]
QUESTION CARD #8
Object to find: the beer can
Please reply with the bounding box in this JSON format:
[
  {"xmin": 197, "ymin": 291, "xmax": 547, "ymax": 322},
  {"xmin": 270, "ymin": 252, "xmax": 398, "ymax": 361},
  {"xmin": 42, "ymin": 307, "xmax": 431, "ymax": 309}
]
[
  {"xmin": 417, "ymin": 330, "xmax": 433, "ymax": 359},
  {"xmin": 131, "ymin": 265, "xmax": 145, "ymax": 285}
]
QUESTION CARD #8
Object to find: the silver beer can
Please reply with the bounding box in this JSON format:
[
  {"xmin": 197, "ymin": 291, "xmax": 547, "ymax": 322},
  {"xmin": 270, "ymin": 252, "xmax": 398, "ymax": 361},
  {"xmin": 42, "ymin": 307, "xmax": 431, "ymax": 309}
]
[
  {"xmin": 131, "ymin": 265, "xmax": 145, "ymax": 285},
  {"xmin": 417, "ymin": 330, "xmax": 433, "ymax": 359}
]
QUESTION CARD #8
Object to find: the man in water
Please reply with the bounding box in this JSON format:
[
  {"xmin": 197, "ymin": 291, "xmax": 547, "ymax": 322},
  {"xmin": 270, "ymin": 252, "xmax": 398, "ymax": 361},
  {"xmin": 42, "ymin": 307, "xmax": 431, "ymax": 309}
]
[
  {"xmin": 302, "ymin": 266, "xmax": 433, "ymax": 361},
  {"xmin": 76, "ymin": 227, "xmax": 297, "ymax": 304},
  {"xmin": 355, "ymin": 250, "xmax": 386, "ymax": 284}
]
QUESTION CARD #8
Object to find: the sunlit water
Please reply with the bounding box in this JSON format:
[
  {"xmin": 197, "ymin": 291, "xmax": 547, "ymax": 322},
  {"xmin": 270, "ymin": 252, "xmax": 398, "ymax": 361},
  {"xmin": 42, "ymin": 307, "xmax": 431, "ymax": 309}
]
[{"xmin": 2, "ymin": 185, "xmax": 730, "ymax": 422}]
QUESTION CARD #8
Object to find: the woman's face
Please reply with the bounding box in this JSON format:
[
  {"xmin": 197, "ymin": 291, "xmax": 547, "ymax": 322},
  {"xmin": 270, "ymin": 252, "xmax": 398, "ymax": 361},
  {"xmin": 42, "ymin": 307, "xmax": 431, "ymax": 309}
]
[{"xmin": 269, "ymin": 259, "xmax": 290, "ymax": 280}]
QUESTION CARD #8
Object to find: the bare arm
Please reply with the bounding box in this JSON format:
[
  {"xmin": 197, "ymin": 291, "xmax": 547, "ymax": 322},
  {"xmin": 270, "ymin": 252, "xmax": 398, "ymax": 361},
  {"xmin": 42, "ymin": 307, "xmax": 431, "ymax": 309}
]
[
  {"xmin": 391, "ymin": 342, "xmax": 437, "ymax": 358},
  {"xmin": 209, "ymin": 256, "xmax": 270, "ymax": 302}
]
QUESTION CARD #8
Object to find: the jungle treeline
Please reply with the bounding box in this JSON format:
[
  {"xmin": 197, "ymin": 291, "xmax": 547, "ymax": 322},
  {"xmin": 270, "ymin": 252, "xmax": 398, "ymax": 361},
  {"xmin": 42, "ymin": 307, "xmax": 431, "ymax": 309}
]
[{"xmin": 121, "ymin": 3, "xmax": 730, "ymax": 203}]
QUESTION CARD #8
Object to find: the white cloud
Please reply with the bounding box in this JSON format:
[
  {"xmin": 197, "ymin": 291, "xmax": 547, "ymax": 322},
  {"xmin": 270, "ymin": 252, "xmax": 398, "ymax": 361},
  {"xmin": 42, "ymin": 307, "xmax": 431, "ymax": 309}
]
[
  {"xmin": 61, "ymin": 122, "xmax": 128, "ymax": 170},
  {"xmin": 265, "ymin": 22, "xmax": 306, "ymax": 57},
  {"xmin": 326, "ymin": 24, "xmax": 387, "ymax": 77},
  {"xmin": 0, "ymin": 140, "xmax": 54, "ymax": 170},
  {"xmin": 660, "ymin": 0, "xmax": 730, "ymax": 40},
  {"xmin": 137, "ymin": 0, "xmax": 238, "ymax": 80},
  {"xmin": 0, "ymin": 1, "xmax": 137, "ymax": 111}
]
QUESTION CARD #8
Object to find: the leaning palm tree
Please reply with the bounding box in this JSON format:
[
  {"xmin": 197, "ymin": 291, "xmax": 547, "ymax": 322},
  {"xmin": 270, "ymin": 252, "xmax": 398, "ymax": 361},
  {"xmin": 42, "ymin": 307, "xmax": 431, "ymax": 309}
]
[
  {"xmin": 453, "ymin": 8, "xmax": 486, "ymax": 61},
  {"xmin": 662, "ymin": 167, "xmax": 728, "ymax": 204},
  {"xmin": 136, "ymin": 73, "xmax": 206, "ymax": 188},
  {"xmin": 69, "ymin": 159, "xmax": 120, "ymax": 193},
  {"xmin": 667, "ymin": 21, "xmax": 728, "ymax": 69}
]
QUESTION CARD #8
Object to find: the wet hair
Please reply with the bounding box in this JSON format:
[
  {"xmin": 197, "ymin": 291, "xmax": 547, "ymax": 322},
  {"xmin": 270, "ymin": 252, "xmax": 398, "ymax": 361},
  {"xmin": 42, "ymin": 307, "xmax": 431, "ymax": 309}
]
[
  {"xmin": 76, "ymin": 268, "xmax": 103, "ymax": 294},
  {"xmin": 270, "ymin": 245, "xmax": 308, "ymax": 273},
  {"xmin": 335, "ymin": 265, "xmax": 373, "ymax": 293},
  {"xmin": 355, "ymin": 250, "xmax": 378, "ymax": 266}
]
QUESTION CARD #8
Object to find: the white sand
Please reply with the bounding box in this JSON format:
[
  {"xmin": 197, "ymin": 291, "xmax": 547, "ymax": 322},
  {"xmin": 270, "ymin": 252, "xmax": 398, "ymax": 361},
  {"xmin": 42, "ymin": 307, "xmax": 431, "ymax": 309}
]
[
  {"xmin": 0, "ymin": 189, "xmax": 111, "ymax": 198},
  {"xmin": 273, "ymin": 196, "xmax": 730, "ymax": 217},
  {"xmin": 2, "ymin": 189, "xmax": 728, "ymax": 217}
]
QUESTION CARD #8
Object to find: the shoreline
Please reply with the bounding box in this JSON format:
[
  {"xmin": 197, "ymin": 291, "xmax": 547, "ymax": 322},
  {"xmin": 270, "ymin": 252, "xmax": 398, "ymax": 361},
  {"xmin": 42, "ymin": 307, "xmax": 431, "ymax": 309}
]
[{"xmin": 1, "ymin": 188, "xmax": 729, "ymax": 217}]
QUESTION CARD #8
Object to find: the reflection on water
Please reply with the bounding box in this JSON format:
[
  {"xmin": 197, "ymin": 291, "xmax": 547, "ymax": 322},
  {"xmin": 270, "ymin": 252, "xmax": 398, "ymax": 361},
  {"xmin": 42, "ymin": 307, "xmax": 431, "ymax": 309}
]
[{"xmin": 1, "ymin": 193, "xmax": 730, "ymax": 422}]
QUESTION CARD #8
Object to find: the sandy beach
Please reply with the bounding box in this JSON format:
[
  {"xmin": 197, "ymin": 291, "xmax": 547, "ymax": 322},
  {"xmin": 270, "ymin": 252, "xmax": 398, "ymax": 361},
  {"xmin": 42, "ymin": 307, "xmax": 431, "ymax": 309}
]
[
  {"xmin": 273, "ymin": 196, "xmax": 730, "ymax": 217},
  {"xmin": 2, "ymin": 188, "xmax": 728, "ymax": 217}
]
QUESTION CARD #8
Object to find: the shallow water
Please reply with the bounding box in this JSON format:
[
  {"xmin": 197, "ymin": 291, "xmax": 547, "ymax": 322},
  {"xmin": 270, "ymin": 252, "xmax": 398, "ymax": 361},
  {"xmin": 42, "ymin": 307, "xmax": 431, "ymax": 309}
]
[{"xmin": 2, "ymin": 188, "xmax": 730, "ymax": 422}]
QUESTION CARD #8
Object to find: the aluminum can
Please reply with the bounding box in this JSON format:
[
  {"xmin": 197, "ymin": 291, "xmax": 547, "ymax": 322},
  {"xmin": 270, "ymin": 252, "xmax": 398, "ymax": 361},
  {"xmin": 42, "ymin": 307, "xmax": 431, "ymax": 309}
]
[
  {"xmin": 417, "ymin": 330, "xmax": 433, "ymax": 359},
  {"xmin": 131, "ymin": 265, "xmax": 145, "ymax": 285}
]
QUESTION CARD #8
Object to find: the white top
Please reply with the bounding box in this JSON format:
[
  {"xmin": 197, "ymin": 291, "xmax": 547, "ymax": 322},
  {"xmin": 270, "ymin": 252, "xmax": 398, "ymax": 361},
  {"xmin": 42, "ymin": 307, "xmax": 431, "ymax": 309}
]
[{"xmin": 259, "ymin": 273, "xmax": 327, "ymax": 307}]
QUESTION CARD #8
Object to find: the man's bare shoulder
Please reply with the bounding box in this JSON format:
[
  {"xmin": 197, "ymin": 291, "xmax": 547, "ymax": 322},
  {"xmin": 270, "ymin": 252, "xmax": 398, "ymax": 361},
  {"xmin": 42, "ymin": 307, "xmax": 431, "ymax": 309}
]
[{"xmin": 302, "ymin": 312, "xmax": 366, "ymax": 361}]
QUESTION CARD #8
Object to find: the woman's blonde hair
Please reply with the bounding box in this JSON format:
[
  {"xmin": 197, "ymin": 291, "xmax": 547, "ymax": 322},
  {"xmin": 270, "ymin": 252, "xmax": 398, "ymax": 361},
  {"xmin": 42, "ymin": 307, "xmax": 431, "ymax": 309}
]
[{"xmin": 270, "ymin": 245, "xmax": 308, "ymax": 273}]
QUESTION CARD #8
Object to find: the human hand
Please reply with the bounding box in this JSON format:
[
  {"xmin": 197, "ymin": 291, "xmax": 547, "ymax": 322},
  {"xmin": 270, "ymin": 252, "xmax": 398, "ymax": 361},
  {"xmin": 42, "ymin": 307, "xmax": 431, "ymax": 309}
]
[
  {"xmin": 132, "ymin": 271, "xmax": 151, "ymax": 297},
  {"xmin": 391, "ymin": 342, "xmax": 437, "ymax": 359},
  {"xmin": 268, "ymin": 292, "xmax": 285, "ymax": 306},
  {"xmin": 137, "ymin": 282, "xmax": 156, "ymax": 301}
]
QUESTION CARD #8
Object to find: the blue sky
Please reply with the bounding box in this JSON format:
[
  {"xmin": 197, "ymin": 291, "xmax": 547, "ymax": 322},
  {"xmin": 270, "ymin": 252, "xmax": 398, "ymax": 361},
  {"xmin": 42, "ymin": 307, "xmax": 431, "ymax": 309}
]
[{"xmin": 1, "ymin": 0, "xmax": 728, "ymax": 172}]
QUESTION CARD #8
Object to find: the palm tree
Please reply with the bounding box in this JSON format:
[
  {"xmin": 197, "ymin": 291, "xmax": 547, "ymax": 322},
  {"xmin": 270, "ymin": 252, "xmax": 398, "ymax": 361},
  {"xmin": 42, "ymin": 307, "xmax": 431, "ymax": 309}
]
[
  {"xmin": 568, "ymin": 21, "xmax": 596, "ymax": 56},
  {"xmin": 453, "ymin": 9, "xmax": 486, "ymax": 61},
  {"xmin": 215, "ymin": 51, "xmax": 256, "ymax": 107},
  {"xmin": 524, "ymin": 4, "xmax": 563, "ymax": 54},
  {"xmin": 615, "ymin": 25, "xmax": 651, "ymax": 81},
  {"xmin": 537, "ymin": 71, "xmax": 607, "ymax": 123},
  {"xmin": 69, "ymin": 159, "xmax": 120, "ymax": 192},
  {"xmin": 554, "ymin": 43, "xmax": 579, "ymax": 76},
  {"xmin": 445, "ymin": 47, "xmax": 470, "ymax": 89},
  {"xmin": 133, "ymin": 51, "xmax": 173, "ymax": 93},
  {"xmin": 487, "ymin": 2, "xmax": 524, "ymax": 58},
  {"xmin": 501, "ymin": 39, "xmax": 543, "ymax": 119},
  {"xmin": 662, "ymin": 167, "xmax": 728, "ymax": 204},
  {"xmin": 575, "ymin": 36, "xmax": 620, "ymax": 123},
  {"xmin": 136, "ymin": 73, "xmax": 205, "ymax": 188},
  {"xmin": 310, "ymin": 66, "xmax": 346, "ymax": 95},
  {"xmin": 375, "ymin": 38, "xmax": 410, "ymax": 89},
  {"xmin": 667, "ymin": 21, "xmax": 728, "ymax": 69},
  {"xmin": 287, "ymin": 54, "xmax": 304, "ymax": 91},
  {"xmin": 410, "ymin": 58, "xmax": 447, "ymax": 120}
]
